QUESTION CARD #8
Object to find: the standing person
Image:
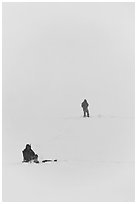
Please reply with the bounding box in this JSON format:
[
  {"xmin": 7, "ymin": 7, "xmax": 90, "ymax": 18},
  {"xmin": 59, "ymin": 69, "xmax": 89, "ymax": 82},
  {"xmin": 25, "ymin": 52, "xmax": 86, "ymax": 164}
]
[{"xmin": 81, "ymin": 99, "xmax": 90, "ymax": 117}]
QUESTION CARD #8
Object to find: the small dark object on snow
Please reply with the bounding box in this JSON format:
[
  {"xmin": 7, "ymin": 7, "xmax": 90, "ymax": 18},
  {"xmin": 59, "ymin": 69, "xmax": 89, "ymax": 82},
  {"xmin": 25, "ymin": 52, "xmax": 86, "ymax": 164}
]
[
  {"xmin": 81, "ymin": 99, "xmax": 90, "ymax": 117},
  {"xmin": 22, "ymin": 144, "xmax": 39, "ymax": 163},
  {"xmin": 42, "ymin": 159, "xmax": 57, "ymax": 163}
]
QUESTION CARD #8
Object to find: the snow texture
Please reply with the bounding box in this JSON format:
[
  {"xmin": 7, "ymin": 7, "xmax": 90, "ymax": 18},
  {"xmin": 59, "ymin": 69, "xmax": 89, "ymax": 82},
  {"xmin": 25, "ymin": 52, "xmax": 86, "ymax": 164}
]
[
  {"xmin": 2, "ymin": 2, "xmax": 134, "ymax": 201},
  {"xmin": 3, "ymin": 116, "xmax": 135, "ymax": 201}
]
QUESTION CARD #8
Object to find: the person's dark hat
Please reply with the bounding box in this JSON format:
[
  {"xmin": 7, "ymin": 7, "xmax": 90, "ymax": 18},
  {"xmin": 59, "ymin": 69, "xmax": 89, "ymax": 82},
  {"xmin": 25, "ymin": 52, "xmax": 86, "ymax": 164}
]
[{"xmin": 26, "ymin": 144, "xmax": 31, "ymax": 148}]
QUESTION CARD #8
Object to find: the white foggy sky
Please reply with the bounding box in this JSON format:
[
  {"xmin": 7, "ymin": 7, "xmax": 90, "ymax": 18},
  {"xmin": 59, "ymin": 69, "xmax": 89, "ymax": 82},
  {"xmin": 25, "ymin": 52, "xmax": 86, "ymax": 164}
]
[
  {"xmin": 3, "ymin": 2, "xmax": 134, "ymax": 122},
  {"xmin": 2, "ymin": 4, "xmax": 135, "ymax": 201}
]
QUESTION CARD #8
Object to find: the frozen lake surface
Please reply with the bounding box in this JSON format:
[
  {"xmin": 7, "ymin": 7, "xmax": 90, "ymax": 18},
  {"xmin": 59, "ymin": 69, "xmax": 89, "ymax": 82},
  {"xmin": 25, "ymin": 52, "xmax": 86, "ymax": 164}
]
[{"xmin": 3, "ymin": 116, "xmax": 134, "ymax": 201}]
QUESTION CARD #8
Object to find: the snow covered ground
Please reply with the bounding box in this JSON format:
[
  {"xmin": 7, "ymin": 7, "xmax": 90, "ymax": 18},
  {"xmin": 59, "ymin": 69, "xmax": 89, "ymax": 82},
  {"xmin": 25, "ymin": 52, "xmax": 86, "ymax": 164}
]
[
  {"xmin": 2, "ymin": 115, "xmax": 135, "ymax": 201},
  {"xmin": 2, "ymin": 3, "xmax": 134, "ymax": 201}
]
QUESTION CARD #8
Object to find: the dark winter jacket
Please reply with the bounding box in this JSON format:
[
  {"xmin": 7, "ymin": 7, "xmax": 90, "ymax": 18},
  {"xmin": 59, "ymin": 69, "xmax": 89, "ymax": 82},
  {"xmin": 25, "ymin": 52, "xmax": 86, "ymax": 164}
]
[
  {"xmin": 81, "ymin": 100, "xmax": 89, "ymax": 110},
  {"xmin": 22, "ymin": 148, "xmax": 36, "ymax": 162}
]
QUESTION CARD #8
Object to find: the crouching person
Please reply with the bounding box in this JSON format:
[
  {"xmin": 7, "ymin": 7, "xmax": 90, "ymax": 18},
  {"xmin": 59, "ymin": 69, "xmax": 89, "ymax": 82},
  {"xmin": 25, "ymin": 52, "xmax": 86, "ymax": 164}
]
[{"xmin": 22, "ymin": 144, "xmax": 39, "ymax": 163}]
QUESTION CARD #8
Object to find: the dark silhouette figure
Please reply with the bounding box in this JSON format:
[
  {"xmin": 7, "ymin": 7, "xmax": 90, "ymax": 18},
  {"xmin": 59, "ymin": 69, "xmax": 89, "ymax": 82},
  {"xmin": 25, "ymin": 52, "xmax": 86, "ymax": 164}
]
[
  {"xmin": 22, "ymin": 144, "xmax": 39, "ymax": 163},
  {"xmin": 81, "ymin": 99, "xmax": 90, "ymax": 117}
]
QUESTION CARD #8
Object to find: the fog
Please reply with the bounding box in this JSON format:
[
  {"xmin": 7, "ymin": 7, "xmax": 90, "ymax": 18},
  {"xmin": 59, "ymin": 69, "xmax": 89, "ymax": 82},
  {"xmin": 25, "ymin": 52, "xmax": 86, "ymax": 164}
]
[
  {"xmin": 3, "ymin": 3, "xmax": 134, "ymax": 121},
  {"xmin": 2, "ymin": 2, "xmax": 135, "ymax": 202}
]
